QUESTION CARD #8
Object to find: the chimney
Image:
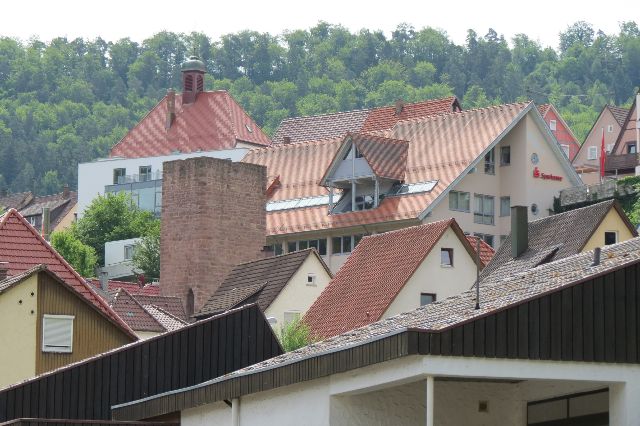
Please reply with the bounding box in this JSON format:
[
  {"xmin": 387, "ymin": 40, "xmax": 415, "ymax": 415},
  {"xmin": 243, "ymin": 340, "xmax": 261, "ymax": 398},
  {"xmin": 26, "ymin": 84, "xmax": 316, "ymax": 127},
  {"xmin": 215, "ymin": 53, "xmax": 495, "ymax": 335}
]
[
  {"xmin": 261, "ymin": 245, "xmax": 275, "ymax": 258},
  {"xmin": 41, "ymin": 207, "xmax": 51, "ymax": 241},
  {"xmin": 592, "ymin": 247, "xmax": 601, "ymax": 267},
  {"xmin": 166, "ymin": 89, "xmax": 176, "ymax": 129},
  {"xmin": 395, "ymin": 99, "xmax": 405, "ymax": 115},
  {"xmin": 511, "ymin": 206, "xmax": 528, "ymax": 258},
  {"xmin": 62, "ymin": 184, "xmax": 70, "ymax": 198},
  {"xmin": 99, "ymin": 271, "xmax": 109, "ymax": 292},
  {"xmin": 283, "ymin": 136, "xmax": 291, "ymax": 144},
  {"xmin": 0, "ymin": 262, "xmax": 8, "ymax": 281}
]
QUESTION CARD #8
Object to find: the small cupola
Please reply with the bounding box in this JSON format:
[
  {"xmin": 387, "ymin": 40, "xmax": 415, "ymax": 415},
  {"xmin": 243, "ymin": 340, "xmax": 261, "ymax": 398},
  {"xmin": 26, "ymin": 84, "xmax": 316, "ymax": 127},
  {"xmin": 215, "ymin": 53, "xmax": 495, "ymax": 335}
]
[{"xmin": 181, "ymin": 55, "xmax": 206, "ymax": 104}]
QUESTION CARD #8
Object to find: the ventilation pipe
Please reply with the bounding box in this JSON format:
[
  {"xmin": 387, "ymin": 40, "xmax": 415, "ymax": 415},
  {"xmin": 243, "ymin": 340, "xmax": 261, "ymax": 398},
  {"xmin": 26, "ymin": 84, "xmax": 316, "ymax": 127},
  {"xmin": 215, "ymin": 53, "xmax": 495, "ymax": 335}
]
[
  {"xmin": 99, "ymin": 271, "xmax": 109, "ymax": 292},
  {"xmin": 592, "ymin": 247, "xmax": 601, "ymax": 267},
  {"xmin": 511, "ymin": 206, "xmax": 528, "ymax": 258}
]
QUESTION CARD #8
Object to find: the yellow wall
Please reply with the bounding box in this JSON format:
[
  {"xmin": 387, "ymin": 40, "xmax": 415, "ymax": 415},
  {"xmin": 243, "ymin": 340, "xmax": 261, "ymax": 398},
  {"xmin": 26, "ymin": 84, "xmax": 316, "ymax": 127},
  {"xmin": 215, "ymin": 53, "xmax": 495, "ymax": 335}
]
[
  {"xmin": 582, "ymin": 208, "xmax": 635, "ymax": 252},
  {"xmin": 383, "ymin": 227, "xmax": 478, "ymax": 318},
  {"xmin": 265, "ymin": 254, "xmax": 332, "ymax": 327},
  {"xmin": 0, "ymin": 275, "xmax": 38, "ymax": 389},
  {"xmin": 36, "ymin": 272, "xmax": 134, "ymax": 375},
  {"xmin": 137, "ymin": 331, "xmax": 162, "ymax": 340},
  {"xmin": 53, "ymin": 204, "xmax": 77, "ymax": 232}
]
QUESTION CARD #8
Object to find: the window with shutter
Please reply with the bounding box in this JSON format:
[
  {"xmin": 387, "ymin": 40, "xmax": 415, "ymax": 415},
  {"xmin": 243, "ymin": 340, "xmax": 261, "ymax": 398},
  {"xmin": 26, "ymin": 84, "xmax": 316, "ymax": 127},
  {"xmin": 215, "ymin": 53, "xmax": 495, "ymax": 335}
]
[{"xmin": 42, "ymin": 315, "xmax": 74, "ymax": 353}]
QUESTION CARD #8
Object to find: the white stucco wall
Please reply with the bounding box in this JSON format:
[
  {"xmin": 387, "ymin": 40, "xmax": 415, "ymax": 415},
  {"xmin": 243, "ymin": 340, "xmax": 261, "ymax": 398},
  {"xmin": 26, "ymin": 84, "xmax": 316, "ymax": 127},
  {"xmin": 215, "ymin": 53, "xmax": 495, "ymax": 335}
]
[
  {"xmin": 77, "ymin": 148, "xmax": 249, "ymax": 217},
  {"xmin": 179, "ymin": 354, "xmax": 640, "ymax": 426},
  {"xmin": 429, "ymin": 110, "xmax": 579, "ymax": 248},
  {"xmin": 383, "ymin": 227, "xmax": 477, "ymax": 318},
  {"xmin": 104, "ymin": 238, "xmax": 142, "ymax": 266},
  {"xmin": 265, "ymin": 254, "xmax": 332, "ymax": 327}
]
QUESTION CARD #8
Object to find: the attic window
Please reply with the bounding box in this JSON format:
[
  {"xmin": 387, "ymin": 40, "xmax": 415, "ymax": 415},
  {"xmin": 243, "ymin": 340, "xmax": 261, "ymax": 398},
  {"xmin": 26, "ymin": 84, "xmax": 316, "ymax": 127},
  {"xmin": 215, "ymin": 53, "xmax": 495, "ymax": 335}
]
[
  {"xmin": 549, "ymin": 120, "xmax": 557, "ymax": 131},
  {"xmin": 440, "ymin": 248, "xmax": 454, "ymax": 267},
  {"xmin": 307, "ymin": 274, "xmax": 316, "ymax": 286},
  {"xmin": 42, "ymin": 315, "xmax": 74, "ymax": 353},
  {"xmin": 605, "ymin": 231, "xmax": 617, "ymax": 245}
]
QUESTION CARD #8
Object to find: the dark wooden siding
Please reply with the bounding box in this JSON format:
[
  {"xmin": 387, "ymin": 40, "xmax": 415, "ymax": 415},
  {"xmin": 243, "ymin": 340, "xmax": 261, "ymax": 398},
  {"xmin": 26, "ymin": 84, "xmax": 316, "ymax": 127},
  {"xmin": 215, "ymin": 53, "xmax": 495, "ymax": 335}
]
[
  {"xmin": 114, "ymin": 262, "xmax": 640, "ymax": 421},
  {"xmin": 0, "ymin": 305, "xmax": 281, "ymax": 423},
  {"xmin": 36, "ymin": 274, "xmax": 133, "ymax": 375},
  {"xmin": 418, "ymin": 263, "xmax": 640, "ymax": 363}
]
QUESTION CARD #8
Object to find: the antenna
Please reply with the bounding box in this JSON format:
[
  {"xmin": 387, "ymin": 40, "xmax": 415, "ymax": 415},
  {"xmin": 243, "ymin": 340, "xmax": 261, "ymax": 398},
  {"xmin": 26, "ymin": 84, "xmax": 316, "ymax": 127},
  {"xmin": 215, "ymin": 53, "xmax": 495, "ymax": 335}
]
[{"xmin": 475, "ymin": 237, "xmax": 481, "ymax": 310}]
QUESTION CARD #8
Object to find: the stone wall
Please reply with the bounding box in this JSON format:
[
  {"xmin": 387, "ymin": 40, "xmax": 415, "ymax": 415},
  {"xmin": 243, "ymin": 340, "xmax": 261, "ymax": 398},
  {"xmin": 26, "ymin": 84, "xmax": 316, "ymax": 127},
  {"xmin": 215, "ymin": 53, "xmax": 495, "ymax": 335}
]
[{"xmin": 160, "ymin": 157, "xmax": 266, "ymax": 315}]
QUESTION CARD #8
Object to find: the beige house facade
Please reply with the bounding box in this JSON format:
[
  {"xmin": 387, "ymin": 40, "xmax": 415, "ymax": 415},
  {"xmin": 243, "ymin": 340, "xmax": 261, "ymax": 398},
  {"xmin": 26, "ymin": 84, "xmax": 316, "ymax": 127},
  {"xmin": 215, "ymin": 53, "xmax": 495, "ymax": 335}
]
[
  {"xmin": 573, "ymin": 105, "xmax": 628, "ymax": 184},
  {"xmin": 260, "ymin": 103, "xmax": 582, "ymax": 273}
]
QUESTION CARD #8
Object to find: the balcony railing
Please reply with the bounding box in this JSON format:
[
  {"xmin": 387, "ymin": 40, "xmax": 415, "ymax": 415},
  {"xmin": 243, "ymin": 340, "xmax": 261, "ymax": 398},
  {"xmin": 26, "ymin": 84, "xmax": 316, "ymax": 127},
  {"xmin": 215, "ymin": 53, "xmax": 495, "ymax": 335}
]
[{"xmin": 114, "ymin": 170, "xmax": 162, "ymax": 185}]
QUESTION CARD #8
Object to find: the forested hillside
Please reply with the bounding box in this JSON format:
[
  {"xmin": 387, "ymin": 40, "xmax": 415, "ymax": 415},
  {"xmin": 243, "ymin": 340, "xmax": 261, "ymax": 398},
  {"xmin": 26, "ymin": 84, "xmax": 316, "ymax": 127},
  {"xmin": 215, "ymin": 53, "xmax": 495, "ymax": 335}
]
[{"xmin": 0, "ymin": 21, "xmax": 639, "ymax": 194}]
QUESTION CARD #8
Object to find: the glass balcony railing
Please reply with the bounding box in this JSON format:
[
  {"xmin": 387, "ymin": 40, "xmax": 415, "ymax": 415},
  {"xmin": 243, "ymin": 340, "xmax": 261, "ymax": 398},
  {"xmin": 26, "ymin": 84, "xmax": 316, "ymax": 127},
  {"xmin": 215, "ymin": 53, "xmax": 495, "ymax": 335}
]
[{"xmin": 105, "ymin": 179, "xmax": 162, "ymax": 216}]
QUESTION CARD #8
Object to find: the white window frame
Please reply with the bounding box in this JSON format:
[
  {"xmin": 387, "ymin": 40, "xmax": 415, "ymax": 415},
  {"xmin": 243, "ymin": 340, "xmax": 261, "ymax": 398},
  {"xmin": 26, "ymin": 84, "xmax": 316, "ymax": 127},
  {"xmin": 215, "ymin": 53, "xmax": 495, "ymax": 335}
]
[
  {"xmin": 549, "ymin": 120, "xmax": 557, "ymax": 131},
  {"xmin": 124, "ymin": 244, "xmax": 135, "ymax": 261},
  {"xmin": 560, "ymin": 144, "xmax": 570, "ymax": 158},
  {"xmin": 607, "ymin": 125, "xmax": 613, "ymax": 133},
  {"xmin": 587, "ymin": 146, "xmax": 598, "ymax": 160},
  {"xmin": 440, "ymin": 248, "xmax": 453, "ymax": 267},
  {"xmin": 42, "ymin": 314, "xmax": 74, "ymax": 353},
  {"xmin": 500, "ymin": 196, "xmax": 511, "ymax": 217},
  {"xmin": 307, "ymin": 274, "xmax": 316, "ymax": 286},
  {"xmin": 606, "ymin": 143, "xmax": 614, "ymax": 153}
]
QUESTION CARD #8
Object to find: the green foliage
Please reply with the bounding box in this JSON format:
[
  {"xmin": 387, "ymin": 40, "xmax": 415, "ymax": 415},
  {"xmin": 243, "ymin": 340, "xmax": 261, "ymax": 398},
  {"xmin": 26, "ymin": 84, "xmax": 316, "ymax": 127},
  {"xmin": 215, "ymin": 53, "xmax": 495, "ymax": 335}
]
[
  {"xmin": 276, "ymin": 318, "xmax": 315, "ymax": 352},
  {"xmin": 50, "ymin": 229, "xmax": 98, "ymax": 277},
  {"xmin": 0, "ymin": 22, "xmax": 639, "ymax": 195},
  {"xmin": 132, "ymin": 221, "xmax": 160, "ymax": 280},
  {"xmin": 73, "ymin": 192, "xmax": 159, "ymax": 265}
]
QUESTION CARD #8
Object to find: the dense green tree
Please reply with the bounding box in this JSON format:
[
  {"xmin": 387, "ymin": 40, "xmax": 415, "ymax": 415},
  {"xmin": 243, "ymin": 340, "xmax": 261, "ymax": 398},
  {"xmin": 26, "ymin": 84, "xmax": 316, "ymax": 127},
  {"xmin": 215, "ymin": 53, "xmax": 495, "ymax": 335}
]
[
  {"xmin": 0, "ymin": 21, "xmax": 638, "ymax": 196},
  {"xmin": 132, "ymin": 220, "xmax": 160, "ymax": 280},
  {"xmin": 73, "ymin": 192, "xmax": 158, "ymax": 265},
  {"xmin": 50, "ymin": 229, "xmax": 98, "ymax": 277}
]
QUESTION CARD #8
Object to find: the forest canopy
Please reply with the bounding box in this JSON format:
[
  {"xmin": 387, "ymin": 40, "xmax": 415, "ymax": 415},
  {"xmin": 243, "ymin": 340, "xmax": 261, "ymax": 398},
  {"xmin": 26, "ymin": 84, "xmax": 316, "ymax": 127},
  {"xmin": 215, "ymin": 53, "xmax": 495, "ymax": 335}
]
[{"xmin": 0, "ymin": 21, "xmax": 639, "ymax": 195}]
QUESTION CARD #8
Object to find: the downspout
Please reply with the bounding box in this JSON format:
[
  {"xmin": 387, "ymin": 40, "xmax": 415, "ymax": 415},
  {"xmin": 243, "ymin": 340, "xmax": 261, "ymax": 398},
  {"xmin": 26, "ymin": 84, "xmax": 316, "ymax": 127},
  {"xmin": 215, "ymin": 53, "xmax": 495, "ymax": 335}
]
[{"xmin": 231, "ymin": 398, "xmax": 240, "ymax": 426}]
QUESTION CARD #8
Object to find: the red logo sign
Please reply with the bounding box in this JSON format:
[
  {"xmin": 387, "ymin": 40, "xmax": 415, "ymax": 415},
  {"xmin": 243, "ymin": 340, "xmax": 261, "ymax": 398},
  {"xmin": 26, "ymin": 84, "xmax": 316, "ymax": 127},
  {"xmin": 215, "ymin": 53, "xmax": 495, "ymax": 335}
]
[{"xmin": 533, "ymin": 167, "xmax": 562, "ymax": 181}]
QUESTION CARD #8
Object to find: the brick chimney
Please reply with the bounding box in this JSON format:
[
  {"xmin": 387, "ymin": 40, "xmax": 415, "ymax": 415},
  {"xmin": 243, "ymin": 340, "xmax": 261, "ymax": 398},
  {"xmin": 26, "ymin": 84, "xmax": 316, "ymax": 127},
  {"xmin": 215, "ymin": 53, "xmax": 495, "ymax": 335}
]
[
  {"xmin": 160, "ymin": 157, "xmax": 267, "ymax": 315},
  {"xmin": 511, "ymin": 206, "xmax": 528, "ymax": 258},
  {"xmin": 395, "ymin": 99, "xmax": 405, "ymax": 115},
  {"xmin": 166, "ymin": 89, "xmax": 176, "ymax": 129},
  {"xmin": 62, "ymin": 184, "xmax": 70, "ymax": 198}
]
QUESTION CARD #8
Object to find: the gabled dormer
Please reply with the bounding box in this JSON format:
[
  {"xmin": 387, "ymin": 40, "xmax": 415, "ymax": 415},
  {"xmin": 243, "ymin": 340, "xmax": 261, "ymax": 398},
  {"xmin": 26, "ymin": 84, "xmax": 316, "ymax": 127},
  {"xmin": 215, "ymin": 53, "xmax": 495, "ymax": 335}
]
[{"xmin": 320, "ymin": 133, "xmax": 409, "ymax": 213}]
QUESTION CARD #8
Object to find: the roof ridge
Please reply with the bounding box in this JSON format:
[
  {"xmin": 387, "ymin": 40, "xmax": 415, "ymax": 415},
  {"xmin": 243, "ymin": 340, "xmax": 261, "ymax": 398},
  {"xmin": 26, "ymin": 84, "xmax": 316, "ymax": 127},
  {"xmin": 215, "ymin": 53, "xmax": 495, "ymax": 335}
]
[
  {"xmin": 362, "ymin": 218, "xmax": 453, "ymax": 241},
  {"xmin": 145, "ymin": 304, "xmax": 188, "ymax": 325},
  {"xmin": 393, "ymin": 101, "xmax": 532, "ymax": 127},
  {"xmin": 527, "ymin": 199, "xmax": 614, "ymax": 225},
  {"xmin": 231, "ymin": 248, "xmax": 313, "ymax": 268},
  {"xmin": 247, "ymin": 136, "xmax": 341, "ymax": 153},
  {"xmin": 279, "ymin": 107, "xmax": 372, "ymax": 122}
]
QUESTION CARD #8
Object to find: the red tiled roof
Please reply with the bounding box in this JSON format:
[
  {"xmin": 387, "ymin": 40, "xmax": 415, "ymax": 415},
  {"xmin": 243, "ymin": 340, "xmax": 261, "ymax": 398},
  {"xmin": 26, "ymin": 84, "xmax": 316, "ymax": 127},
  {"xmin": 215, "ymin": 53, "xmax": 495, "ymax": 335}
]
[
  {"xmin": 0, "ymin": 209, "xmax": 136, "ymax": 339},
  {"xmin": 143, "ymin": 305, "xmax": 187, "ymax": 331},
  {"xmin": 350, "ymin": 133, "xmax": 409, "ymax": 181},
  {"xmin": 465, "ymin": 236, "xmax": 495, "ymax": 267},
  {"xmin": 109, "ymin": 288, "xmax": 165, "ymax": 333},
  {"xmin": 305, "ymin": 219, "xmax": 476, "ymax": 339},
  {"xmin": 87, "ymin": 279, "xmax": 160, "ymax": 296},
  {"xmin": 245, "ymin": 102, "xmax": 531, "ymax": 236},
  {"xmin": 110, "ymin": 91, "xmax": 271, "ymax": 158},
  {"xmin": 360, "ymin": 97, "xmax": 461, "ymax": 132},
  {"xmin": 0, "ymin": 192, "xmax": 33, "ymax": 211},
  {"xmin": 132, "ymin": 294, "xmax": 187, "ymax": 321},
  {"xmin": 537, "ymin": 104, "xmax": 552, "ymax": 118},
  {"xmin": 272, "ymin": 97, "xmax": 461, "ymax": 144}
]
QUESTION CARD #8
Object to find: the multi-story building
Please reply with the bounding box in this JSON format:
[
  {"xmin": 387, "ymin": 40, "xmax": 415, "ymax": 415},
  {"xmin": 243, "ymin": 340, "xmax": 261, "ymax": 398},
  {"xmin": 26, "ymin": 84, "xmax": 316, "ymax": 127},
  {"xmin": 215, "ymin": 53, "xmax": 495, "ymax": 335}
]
[
  {"xmin": 605, "ymin": 92, "xmax": 640, "ymax": 178},
  {"xmin": 77, "ymin": 56, "xmax": 271, "ymax": 217},
  {"xmin": 537, "ymin": 104, "xmax": 580, "ymax": 161},
  {"xmin": 573, "ymin": 104, "xmax": 628, "ymax": 184},
  {"xmin": 246, "ymin": 102, "xmax": 582, "ymax": 273}
]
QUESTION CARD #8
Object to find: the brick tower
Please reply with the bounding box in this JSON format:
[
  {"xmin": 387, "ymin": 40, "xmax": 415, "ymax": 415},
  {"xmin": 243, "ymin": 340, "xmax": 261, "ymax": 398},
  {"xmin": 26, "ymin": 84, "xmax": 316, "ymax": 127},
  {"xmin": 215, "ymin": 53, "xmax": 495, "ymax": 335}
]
[{"xmin": 160, "ymin": 157, "xmax": 267, "ymax": 316}]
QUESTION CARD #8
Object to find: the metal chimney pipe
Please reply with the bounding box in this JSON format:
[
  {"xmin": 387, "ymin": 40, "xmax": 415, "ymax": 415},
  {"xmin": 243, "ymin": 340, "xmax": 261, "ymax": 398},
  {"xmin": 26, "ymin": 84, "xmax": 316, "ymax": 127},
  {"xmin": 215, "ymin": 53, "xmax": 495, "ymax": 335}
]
[
  {"xmin": 99, "ymin": 271, "xmax": 109, "ymax": 291},
  {"xmin": 511, "ymin": 206, "xmax": 529, "ymax": 258},
  {"xmin": 475, "ymin": 237, "xmax": 481, "ymax": 310}
]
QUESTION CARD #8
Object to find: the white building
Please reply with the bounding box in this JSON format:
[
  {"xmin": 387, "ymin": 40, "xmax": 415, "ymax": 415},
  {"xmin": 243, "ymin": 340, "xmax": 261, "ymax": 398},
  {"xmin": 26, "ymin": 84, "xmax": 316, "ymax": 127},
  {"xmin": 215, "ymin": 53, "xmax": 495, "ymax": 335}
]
[{"xmin": 112, "ymin": 237, "xmax": 640, "ymax": 425}]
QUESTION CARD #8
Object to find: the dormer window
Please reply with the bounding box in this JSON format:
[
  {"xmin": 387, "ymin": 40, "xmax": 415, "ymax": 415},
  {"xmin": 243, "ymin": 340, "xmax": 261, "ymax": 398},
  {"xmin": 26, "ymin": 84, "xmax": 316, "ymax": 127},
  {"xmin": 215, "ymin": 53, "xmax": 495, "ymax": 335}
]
[
  {"xmin": 355, "ymin": 147, "xmax": 364, "ymax": 158},
  {"xmin": 355, "ymin": 195, "xmax": 375, "ymax": 211}
]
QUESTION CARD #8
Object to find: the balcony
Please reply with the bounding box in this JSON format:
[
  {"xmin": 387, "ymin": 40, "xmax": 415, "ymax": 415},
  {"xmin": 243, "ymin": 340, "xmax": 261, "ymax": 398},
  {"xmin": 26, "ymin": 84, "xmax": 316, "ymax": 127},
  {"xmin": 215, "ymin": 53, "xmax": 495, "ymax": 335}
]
[{"xmin": 105, "ymin": 179, "xmax": 162, "ymax": 216}]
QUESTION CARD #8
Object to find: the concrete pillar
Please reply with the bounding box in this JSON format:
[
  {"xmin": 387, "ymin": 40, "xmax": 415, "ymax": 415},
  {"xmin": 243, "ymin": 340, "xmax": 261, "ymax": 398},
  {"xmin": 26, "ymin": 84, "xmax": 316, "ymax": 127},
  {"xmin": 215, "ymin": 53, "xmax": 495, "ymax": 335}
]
[
  {"xmin": 610, "ymin": 381, "xmax": 640, "ymax": 425},
  {"xmin": 426, "ymin": 376, "xmax": 434, "ymax": 426},
  {"xmin": 231, "ymin": 398, "xmax": 240, "ymax": 426}
]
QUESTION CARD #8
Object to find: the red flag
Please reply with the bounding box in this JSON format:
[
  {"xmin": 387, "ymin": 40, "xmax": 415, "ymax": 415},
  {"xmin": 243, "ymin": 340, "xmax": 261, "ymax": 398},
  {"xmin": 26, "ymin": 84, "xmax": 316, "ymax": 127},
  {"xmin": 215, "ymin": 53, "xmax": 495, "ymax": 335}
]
[{"xmin": 600, "ymin": 128, "xmax": 606, "ymax": 179}]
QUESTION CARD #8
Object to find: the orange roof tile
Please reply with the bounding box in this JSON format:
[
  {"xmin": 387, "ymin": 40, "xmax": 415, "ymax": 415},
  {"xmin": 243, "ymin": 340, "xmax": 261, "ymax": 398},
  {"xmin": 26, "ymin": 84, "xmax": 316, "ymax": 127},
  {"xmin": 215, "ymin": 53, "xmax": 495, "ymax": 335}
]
[
  {"xmin": 110, "ymin": 91, "xmax": 271, "ymax": 158},
  {"xmin": 350, "ymin": 133, "xmax": 409, "ymax": 181},
  {"xmin": 245, "ymin": 102, "xmax": 531, "ymax": 236},
  {"xmin": 0, "ymin": 209, "xmax": 137, "ymax": 339},
  {"xmin": 360, "ymin": 97, "xmax": 461, "ymax": 132},
  {"xmin": 304, "ymin": 219, "xmax": 476, "ymax": 339},
  {"xmin": 465, "ymin": 236, "xmax": 495, "ymax": 266}
]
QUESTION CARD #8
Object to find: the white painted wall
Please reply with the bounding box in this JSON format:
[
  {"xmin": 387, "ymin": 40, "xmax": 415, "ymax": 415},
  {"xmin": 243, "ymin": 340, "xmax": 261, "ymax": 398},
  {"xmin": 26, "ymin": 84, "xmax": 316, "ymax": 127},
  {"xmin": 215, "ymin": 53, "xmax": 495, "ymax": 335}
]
[
  {"xmin": 105, "ymin": 238, "xmax": 141, "ymax": 266},
  {"xmin": 383, "ymin": 227, "xmax": 478, "ymax": 318},
  {"xmin": 77, "ymin": 148, "xmax": 249, "ymax": 216},
  {"xmin": 180, "ymin": 354, "xmax": 640, "ymax": 426},
  {"xmin": 429, "ymin": 110, "xmax": 580, "ymax": 248},
  {"xmin": 265, "ymin": 254, "xmax": 332, "ymax": 327}
]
